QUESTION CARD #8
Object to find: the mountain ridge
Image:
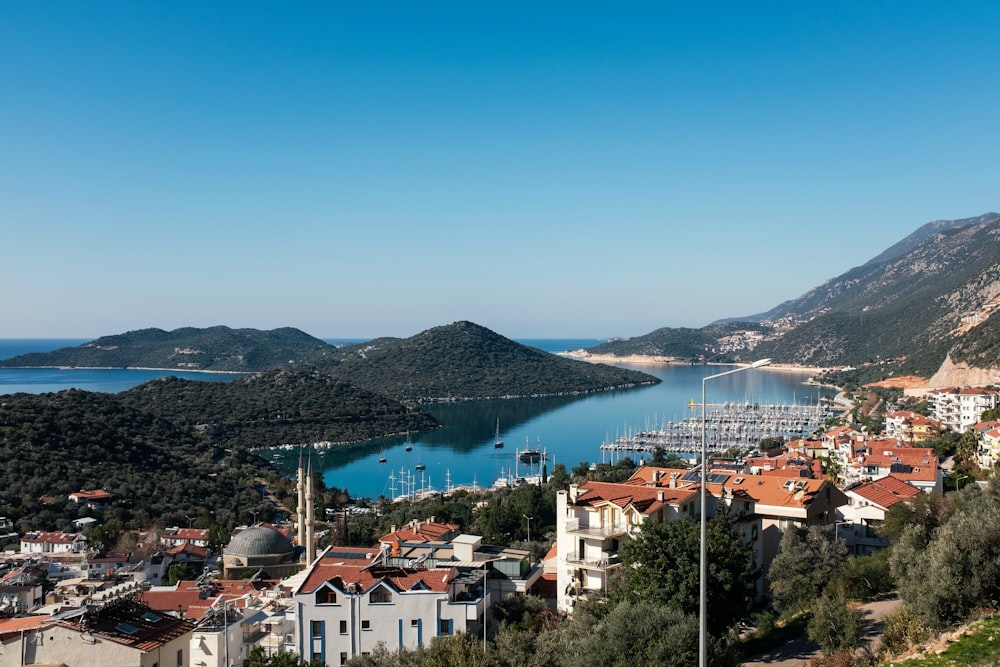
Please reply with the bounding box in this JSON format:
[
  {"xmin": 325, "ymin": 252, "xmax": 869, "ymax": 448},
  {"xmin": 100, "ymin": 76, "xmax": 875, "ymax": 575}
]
[
  {"xmin": 0, "ymin": 321, "xmax": 660, "ymax": 402},
  {"xmin": 593, "ymin": 212, "xmax": 1000, "ymax": 383}
]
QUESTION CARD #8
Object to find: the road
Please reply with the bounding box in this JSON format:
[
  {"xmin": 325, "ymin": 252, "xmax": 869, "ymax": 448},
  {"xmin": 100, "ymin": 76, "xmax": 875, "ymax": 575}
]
[{"xmin": 741, "ymin": 597, "xmax": 902, "ymax": 666}]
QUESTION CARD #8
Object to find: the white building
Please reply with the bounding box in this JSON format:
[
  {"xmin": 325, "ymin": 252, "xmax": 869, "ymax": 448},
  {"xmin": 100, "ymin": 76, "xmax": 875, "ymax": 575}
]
[
  {"xmin": 977, "ymin": 423, "xmax": 1000, "ymax": 469},
  {"xmin": 929, "ymin": 387, "xmax": 998, "ymax": 433},
  {"xmin": 555, "ymin": 473, "xmax": 700, "ymax": 613},
  {"xmin": 296, "ymin": 533, "xmax": 537, "ymax": 666},
  {"xmin": 19, "ymin": 531, "xmax": 86, "ymax": 554},
  {"xmin": 554, "ymin": 466, "xmax": 846, "ymax": 613},
  {"xmin": 838, "ymin": 475, "xmax": 920, "ymax": 555}
]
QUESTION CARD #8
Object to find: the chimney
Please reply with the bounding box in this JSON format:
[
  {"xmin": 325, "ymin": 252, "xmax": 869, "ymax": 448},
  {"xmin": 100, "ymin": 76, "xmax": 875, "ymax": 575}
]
[
  {"xmin": 669, "ymin": 472, "xmax": 679, "ymax": 489},
  {"xmin": 657, "ymin": 490, "xmax": 665, "ymax": 502}
]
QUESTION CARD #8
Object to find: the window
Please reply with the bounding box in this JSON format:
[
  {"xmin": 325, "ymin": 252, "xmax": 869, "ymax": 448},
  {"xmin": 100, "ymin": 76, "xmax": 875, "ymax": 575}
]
[
  {"xmin": 177, "ymin": 649, "xmax": 183, "ymax": 667},
  {"xmin": 317, "ymin": 588, "xmax": 337, "ymax": 604},
  {"xmin": 439, "ymin": 619, "xmax": 451, "ymax": 635},
  {"xmin": 311, "ymin": 620, "xmax": 323, "ymax": 638},
  {"xmin": 410, "ymin": 618, "xmax": 419, "ymax": 627},
  {"xmin": 361, "ymin": 620, "xmax": 371, "ymax": 630},
  {"xmin": 369, "ymin": 587, "xmax": 392, "ymax": 604},
  {"xmin": 339, "ymin": 620, "xmax": 347, "ymax": 634},
  {"xmin": 340, "ymin": 652, "xmax": 348, "ymax": 665}
]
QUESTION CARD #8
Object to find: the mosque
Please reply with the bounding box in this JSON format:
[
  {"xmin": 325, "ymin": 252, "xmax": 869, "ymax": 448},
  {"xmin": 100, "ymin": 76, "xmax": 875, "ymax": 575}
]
[{"xmin": 222, "ymin": 449, "xmax": 317, "ymax": 578}]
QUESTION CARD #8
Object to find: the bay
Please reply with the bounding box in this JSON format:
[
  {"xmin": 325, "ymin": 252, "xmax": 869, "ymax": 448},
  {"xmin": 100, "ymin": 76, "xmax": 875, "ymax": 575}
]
[{"xmin": 0, "ymin": 338, "xmax": 835, "ymax": 501}]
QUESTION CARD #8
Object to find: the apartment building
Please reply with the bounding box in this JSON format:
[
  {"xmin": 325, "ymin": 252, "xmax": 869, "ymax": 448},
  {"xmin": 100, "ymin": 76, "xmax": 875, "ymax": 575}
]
[
  {"xmin": 554, "ymin": 466, "xmax": 845, "ymax": 612},
  {"xmin": 929, "ymin": 387, "xmax": 998, "ymax": 433}
]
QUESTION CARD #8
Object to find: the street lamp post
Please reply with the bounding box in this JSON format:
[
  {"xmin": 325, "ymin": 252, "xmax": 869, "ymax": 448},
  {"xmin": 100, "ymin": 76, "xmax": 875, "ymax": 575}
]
[
  {"xmin": 699, "ymin": 358, "xmax": 770, "ymax": 667},
  {"xmin": 953, "ymin": 474, "xmax": 969, "ymax": 491},
  {"xmin": 523, "ymin": 514, "xmax": 533, "ymax": 543}
]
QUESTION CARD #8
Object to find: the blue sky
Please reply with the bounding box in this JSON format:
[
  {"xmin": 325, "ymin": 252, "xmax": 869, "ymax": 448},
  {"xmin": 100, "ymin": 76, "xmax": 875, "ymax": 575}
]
[{"xmin": 3, "ymin": 2, "xmax": 998, "ymax": 339}]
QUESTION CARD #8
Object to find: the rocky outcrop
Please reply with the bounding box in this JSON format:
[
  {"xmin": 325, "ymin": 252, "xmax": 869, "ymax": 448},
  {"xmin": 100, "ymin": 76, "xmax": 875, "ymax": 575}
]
[{"xmin": 926, "ymin": 355, "xmax": 999, "ymax": 389}]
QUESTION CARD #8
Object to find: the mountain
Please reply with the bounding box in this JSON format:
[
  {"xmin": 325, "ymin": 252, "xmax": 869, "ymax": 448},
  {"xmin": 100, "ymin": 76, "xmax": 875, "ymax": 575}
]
[
  {"xmin": 0, "ymin": 326, "xmax": 338, "ymax": 372},
  {"xmin": 750, "ymin": 213, "xmax": 1000, "ymax": 375},
  {"xmin": 118, "ymin": 369, "xmax": 439, "ymax": 450},
  {"xmin": 750, "ymin": 213, "xmax": 1000, "ymax": 326},
  {"xmin": 590, "ymin": 213, "xmax": 1000, "ymax": 380},
  {"xmin": 585, "ymin": 322, "xmax": 769, "ymax": 360},
  {"xmin": 329, "ymin": 321, "xmax": 660, "ymax": 401}
]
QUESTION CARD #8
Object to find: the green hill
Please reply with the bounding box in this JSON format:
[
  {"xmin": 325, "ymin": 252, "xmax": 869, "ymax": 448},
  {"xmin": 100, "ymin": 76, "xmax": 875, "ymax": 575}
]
[
  {"xmin": 331, "ymin": 321, "xmax": 660, "ymax": 401},
  {"xmin": 0, "ymin": 390, "xmax": 273, "ymax": 532},
  {"xmin": 0, "ymin": 325, "xmax": 338, "ymax": 372},
  {"xmin": 588, "ymin": 322, "xmax": 768, "ymax": 361},
  {"xmin": 118, "ymin": 369, "xmax": 439, "ymax": 450}
]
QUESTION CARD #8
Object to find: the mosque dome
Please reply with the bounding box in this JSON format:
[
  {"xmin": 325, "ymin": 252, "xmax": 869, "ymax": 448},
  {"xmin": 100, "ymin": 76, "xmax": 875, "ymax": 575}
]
[{"xmin": 225, "ymin": 525, "xmax": 294, "ymax": 560}]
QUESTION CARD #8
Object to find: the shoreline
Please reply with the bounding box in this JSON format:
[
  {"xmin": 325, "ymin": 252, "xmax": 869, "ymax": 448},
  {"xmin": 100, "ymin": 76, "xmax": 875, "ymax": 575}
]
[
  {"xmin": 558, "ymin": 350, "xmax": 831, "ymax": 375},
  {"xmin": 0, "ymin": 365, "xmax": 246, "ymax": 375}
]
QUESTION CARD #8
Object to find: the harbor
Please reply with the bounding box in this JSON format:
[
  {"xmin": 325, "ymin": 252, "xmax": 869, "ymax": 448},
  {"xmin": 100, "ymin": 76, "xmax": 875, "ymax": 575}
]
[{"xmin": 600, "ymin": 400, "xmax": 836, "ymax": 462}]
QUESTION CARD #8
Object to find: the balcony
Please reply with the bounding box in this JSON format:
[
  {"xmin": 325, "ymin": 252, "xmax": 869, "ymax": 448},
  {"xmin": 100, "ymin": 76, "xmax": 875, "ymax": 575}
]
[
  {"xmin": 563, "ymin": 552, "xmax": 621, "ymax": 571},
  {"xmin": 562, "ymin": 518, "xmax": 628, "ymax": 539}
]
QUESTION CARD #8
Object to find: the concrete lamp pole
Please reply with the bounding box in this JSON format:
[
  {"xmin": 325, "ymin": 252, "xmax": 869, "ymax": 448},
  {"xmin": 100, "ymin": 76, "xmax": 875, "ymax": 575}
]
[{"xmin": 700, "ymin": 358, "xmax": 770, "ymax": 667}]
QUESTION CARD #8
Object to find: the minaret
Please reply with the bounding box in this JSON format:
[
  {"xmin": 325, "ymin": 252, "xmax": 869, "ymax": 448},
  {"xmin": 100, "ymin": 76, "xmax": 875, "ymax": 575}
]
[
  {"xmin": 296, "ymin": 447, "xmax": 306, "ymax": 554},
  {"xmin": 305, "ymin": 451, "xmax": 316, "ymax": 564}
]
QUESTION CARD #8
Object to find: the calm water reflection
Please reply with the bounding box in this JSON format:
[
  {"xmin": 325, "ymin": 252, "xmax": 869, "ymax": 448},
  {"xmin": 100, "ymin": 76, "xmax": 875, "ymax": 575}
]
[{"xmin": 292, "ymin": 363, "xmax": 836, "ymax": 500}]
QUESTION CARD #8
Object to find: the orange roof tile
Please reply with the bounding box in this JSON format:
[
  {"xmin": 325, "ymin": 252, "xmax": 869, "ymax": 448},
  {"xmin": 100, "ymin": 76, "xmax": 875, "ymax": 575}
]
[
  {"xmin": 0, "ymin": 615, "xmax": 50, "ymax": 638},
  {"xmin": 574, "ymin": 481, "xmax": 696, "ymax": 515},
  {"xmin": 849, "ymin": 475, "xmax": 920, "ymax": 508},
  {"xmin": 300, "ymin": 558, "xmax": 454, "ymax": 596},
  {"xmin": 380, "ymin": 521, "xmax": 460, "ymax": 544}
]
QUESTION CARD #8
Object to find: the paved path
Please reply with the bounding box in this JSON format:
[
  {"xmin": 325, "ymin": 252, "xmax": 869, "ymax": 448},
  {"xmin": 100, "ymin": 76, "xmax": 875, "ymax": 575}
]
[{"xmin": 741, "ymin": 597, "xmax": 902, "ymax": 666}]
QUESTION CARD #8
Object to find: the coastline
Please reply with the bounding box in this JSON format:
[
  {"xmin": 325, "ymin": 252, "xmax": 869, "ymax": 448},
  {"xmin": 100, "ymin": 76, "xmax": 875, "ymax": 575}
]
[
  {"xmin": 0, "ymin": 365, "xmax": 246, "ymax": 375},
  {"xmin": 558, "ymin": 350, "xmax": 830, "ymax": 375}
]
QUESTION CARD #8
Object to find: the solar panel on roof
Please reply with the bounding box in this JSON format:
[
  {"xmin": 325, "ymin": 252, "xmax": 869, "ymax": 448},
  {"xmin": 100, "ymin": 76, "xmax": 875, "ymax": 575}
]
[
  {"xmin": 140, "ymin": 612, "xmax": 161, "ymax": 623},
  {"xmin": 324, "ymin": 550, "xmax": 369, "ymax": 560},
  {"xmin": 115, "ymin": 623, "xmax": 139, "ymax": 635},
  {"xmin": 679, "ymin": 471, "xmax": 730, "ymax": 484}
]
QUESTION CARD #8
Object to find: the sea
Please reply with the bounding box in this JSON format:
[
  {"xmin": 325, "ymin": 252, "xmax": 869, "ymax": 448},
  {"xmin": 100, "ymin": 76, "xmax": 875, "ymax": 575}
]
[{"xmin": 0, "ymin": 338, "xmax": 837, "ymax": 500}]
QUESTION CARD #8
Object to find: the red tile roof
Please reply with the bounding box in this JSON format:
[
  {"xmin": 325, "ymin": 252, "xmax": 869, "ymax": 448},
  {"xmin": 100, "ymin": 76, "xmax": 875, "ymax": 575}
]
[
  {"xmin": 20, "ymin": 531, "xmax": 81, "ymax": 544},
  {"xmin": 380, "ymin": 521, "xmax": 459, "ymax": 544},
  {"xmin": 300, "ymin": 557, "xmax": 454, "ymax": 596},
  {"xmin": 56, "ymin": 600, "xmax": 194, "ymax": 652},
  {"xmin": 0, "ymin": 615, "xmax": 50, "ymax": 638},
  {"xmin": 574, "ymin": 481, "xmax": 696, "ymax": 515},
  {"xmin": 70, "ymin": 489, "xmax": 113, "ymax": 501},
  {"xmin": 167, "ymin": 543, "xmax": 209, "ymax": 559},
  {"xmin": 848, "ymin": 475, "xmax": 921, "ymax": 509}
]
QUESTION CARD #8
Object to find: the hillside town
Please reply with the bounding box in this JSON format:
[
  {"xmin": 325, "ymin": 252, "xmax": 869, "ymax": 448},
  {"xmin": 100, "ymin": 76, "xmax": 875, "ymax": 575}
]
[{"xmin": 0, "ymin": 381, "xmax": 997, "ymax": 666}]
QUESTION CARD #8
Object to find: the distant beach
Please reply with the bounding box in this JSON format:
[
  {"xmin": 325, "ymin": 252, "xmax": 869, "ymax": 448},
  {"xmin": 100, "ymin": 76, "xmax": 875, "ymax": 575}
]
[{"xmin": 559, "ymin": 350, "xmax": 830, "ymax": 375}]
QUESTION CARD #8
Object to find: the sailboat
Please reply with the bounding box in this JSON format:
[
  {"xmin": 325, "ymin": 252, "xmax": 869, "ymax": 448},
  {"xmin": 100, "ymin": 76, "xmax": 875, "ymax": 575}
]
[
  {"xmin": 494, "ymin": 418, "xmax": 504, "ymax": 449},
  {"xmin": 518, "ymin": 436, "xmax": 542, "ymax": 464},
  {"xmin": 377, "ymin": 446, "xmax": 387, "ymax": 463},
  {"xmin": 405, "ymin": 432, "xmax": 413, "ymax": 452}
]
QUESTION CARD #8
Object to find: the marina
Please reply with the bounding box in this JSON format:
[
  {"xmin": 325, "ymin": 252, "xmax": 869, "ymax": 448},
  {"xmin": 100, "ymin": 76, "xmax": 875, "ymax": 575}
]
[{"xmin": 600, "ymin": 400, "xmax": 835, "ymax": 462}]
